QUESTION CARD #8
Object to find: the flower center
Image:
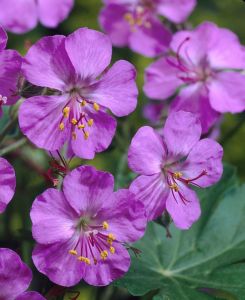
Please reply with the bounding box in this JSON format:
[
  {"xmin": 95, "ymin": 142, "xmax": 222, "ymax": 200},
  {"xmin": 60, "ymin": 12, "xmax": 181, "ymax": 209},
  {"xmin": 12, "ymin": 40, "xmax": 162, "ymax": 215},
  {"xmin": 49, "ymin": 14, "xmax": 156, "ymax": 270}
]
[
  {"xmin": 0, "ymin": 94, "xmax": 7, "ymax": 106},
  {"xmin": 68, "ymin": 220, "xmax": 116, "ymax": 265},
  {"xmin": 124, "ymin": 5, "xmax": 152, "ymax": 30}
]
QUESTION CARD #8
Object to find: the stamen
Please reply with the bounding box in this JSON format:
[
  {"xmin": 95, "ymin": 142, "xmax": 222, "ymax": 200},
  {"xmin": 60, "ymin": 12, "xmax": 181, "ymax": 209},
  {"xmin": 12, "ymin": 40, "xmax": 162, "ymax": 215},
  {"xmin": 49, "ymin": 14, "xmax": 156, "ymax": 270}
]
[
  {"xmin": 93, "ymin": 103, "xmax": 100, "ymax": 111},
  {"xmin": 81, "ymin": 100, "xmax": 87, "ymax": 107},
  {"xmin": 69, "ymin": 249, "xmax": 77, "ymax": 256},
  {"xmin": 59, "ymin": 122, "xmax": 65, "ymax": 131},
  {"xmin": 169, "ymin": 183, "xmax": 179, "ymax": 192},
  {"xmin": 72, "ymin": 132, "xmax": 77, "ymax": 140},
  {"xmin": 78, "ymin": 256, "xmax": 90, "ymax": 264},
  {"xmin": 88, "ymin": 119, "xmax": 94, "ymax": 127},
  {"xmin": 107, "ymin": 233, "xmax": 116, "ymax": 245},
  {"xmin": 110, "ymin": 246, "xmax": 115, "ymax": 254},
  {"xmin": 63, "ymin": 106, "xmax": 70, "ymax": 118},
  {"xmin": 78, "ymin": 124, "xmax": 85, "ymax": 129},
  {"xmin": 102, "ymin": 221, "xmax": 109, "ymax": 230},
  {"xmin": 71, "ymin": 118, "xmax": 78, "ymax": 125},
  {"xmin": 84, "ymin": 131, "xmax": 89, "ymax": 140},
  {"xmin": 100, "ymin": 250, "xmax": 108, "ymax": 260},
  {"xmin": 173, "ymin": 172, "xmax": 182, "ymax": 179}
]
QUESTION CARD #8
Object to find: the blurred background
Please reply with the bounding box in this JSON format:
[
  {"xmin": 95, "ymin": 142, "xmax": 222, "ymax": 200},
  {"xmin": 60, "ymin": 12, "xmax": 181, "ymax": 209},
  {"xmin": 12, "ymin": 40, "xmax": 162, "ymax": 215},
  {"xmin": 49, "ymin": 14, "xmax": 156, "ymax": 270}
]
[{"xmin": 0, "ymin": 0, "xmax": 245, "ymax": 299}]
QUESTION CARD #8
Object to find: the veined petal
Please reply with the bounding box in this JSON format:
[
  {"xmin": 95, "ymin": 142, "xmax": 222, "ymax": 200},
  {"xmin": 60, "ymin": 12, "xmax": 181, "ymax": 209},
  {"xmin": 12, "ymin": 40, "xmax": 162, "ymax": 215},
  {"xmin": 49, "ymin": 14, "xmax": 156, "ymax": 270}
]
[
  {"xmin": 18, "ymin": 95, "xmax": 69, "ymax": 151},
  {"xmin": 65, "ymin": 28, "xmax": 112, "ymax": 80},
  {"xmin": 0, "ymin": 25, "xmax": 7, "ymax": 50},
  {"xmin": 130, "ymin": 174, "xmax": 169, "ymax": 221},
  {"xmin": 84, "ymin": 60, "xmax": 137, "ymax": 117},
  {"xmin": 128, "ymin": 126, "xmax": 166, "ymax": 175},
  {"xmin": 163, "ymin": 110, "xmax": 202, "ymax": 157}
]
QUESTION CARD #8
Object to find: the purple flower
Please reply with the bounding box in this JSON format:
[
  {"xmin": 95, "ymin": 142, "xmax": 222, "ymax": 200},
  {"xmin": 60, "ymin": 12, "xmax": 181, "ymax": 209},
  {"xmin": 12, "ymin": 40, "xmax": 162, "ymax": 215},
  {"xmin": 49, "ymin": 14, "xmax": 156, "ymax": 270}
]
[
  {"xmin": 99, "ymin": 0, "xmax": 196, "ymax": 57},
  {"xmin": 143, "ymin": 102, "xmax": 164, "ymax": 124},
  {"xmin": 19, "ymin": 28, "xmax": 138, "ymax": 159},
  {"xmin": 0, "ymin": 25, "xmax": 22, "ymax": 117},
  {"xmin": 144, "ymin": 21, "xmax": 245, "ymax": 132},
  {"xmin": 128, "ymin": 111, "xmax": 223, "ymax": 229},
  {"xmin": 31, "ymin": 165, "xmax": 146, "ymax": 287},
  {"xmin": 0, "ymin": 0, "xmax": 74, "ymax": 34},
  {"xmin": 0, "ymin": 248, "xmax": 44, "ymax": 300},
  {"xmin": 0, "ymin": 157, "xmax": 16, "ymax": 213}
]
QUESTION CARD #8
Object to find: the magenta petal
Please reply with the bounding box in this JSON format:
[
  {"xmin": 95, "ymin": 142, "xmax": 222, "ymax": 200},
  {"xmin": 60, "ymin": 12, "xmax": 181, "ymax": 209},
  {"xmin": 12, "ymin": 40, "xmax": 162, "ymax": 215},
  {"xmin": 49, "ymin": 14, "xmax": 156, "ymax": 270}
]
[
  {"xmin": 22, "ymin": 35, "xmax": 67, "ymax": 90},
  {"xmin": 16, "ymin": 291, "xmax": 45, "ymax": 300},
  {"xmin": 182, "ymin": 138, "xmax": 223, "ymax": 188},
  {"xmin": 130, "ymin": 174, "xmax": 169, "ymax": 221},
  {"xmin": 86, "ymin": 60, "xmax": 137, "ymax": 117},
  {"xmin": 99, "ymin": 4, "xmax": 130, "ymax": 47},
  {"xmin": 70, "ymin": 110, "xmax": 116, "ymax": 159},
  {"xmin": 0, "ymin": 248, "xmax": 32, "ymax": 299},
  {"xmin": 31, "ymin": 188, "xmax": 77, "ymax": 244},
  {"xmin": 0, "ymin": 158, "xmax": 16, "ymax": 213},
  {"xmin": 0, "ymin": 0, "xmax": 38, "ymax": 34},
  {"xmin": 170, "ymin": 83, "xmax": 220, "ymax": 133},
  {"xmin": 97, "ymin": 189, "xmax": 147, "ymax": 243},
  {"xmin": 33, "ymin": 241, "xmax": 84, "ymax": 287},
  {"xmin": 163, "ymin": 111, "xmax": 201, "ymax": 157},
  {"xmin": 0, "ymin": 25, "xmax": 7, "ymax": 50},
  {"xmin": 157, "ymin": 0, "xmax": 196, "ymax": 23},
  {"xmin": 83, "ymin": 243, "xmax": 130, "ymax": 286},
  {"xmin": 166, "ymin": 183, "xmax": 201, "ymax": 230},
  {"xmin": 144, "ymin": 57, "xmax": 182, "ymax": 100},
  {"xmin": 38, "ymin": 0, "xmax": 74, "ymax": 28},
  {"xmin": 208, "ymin": 72, "xmax": 245, "ymax": 113},
  {"xmin": 129, "ymin": 17, "xmax": 172, "ymax": 57},
  {"xmin": 63, "ymin": 166, "xmax": 114, "ymax": 215},
  {"xmin": 128, "ymin": 126, "xmax": 165, "ymax": 175},
  {"xmin": 65, "ymin": 28, "xmax": 112, "ymax": 80},
  {"xmin": 19, "ymin": 95, "xmax": 69, "ymax": 151},
  {"xmin": 143, "ymin": 102, "xmax": 164, "ymax": 124}
]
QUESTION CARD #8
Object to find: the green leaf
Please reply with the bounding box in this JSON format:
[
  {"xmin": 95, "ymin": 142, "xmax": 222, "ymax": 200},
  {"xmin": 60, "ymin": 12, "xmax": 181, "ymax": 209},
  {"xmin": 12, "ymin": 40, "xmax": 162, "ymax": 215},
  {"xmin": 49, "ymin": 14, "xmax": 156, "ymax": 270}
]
[{"xmin": 115, "ymin": 165, "xmax": 245, "ymax": 299}]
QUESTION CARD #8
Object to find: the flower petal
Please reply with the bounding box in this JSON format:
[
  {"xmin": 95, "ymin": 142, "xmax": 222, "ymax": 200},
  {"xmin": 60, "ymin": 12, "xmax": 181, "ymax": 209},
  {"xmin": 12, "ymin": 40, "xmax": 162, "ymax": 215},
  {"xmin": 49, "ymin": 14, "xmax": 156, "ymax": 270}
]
[
  {"xmin": 163, "ymin": 110, "xmax": 202, "ymax": 157},
  {"xmin": 166, "ymin": 183, "xmax": 201, "ymax": 230},
  {"xmin": 182, "ymin": 138, "xmax": 223, "ymax": 188},
  {"xmin": 63, "ymin": 166, "xmax": 114, "ymax": 215},
  {"xmin": 83, "ymin": 243, "xmax": 130, "ymax": 286},
  {"xmin": 0, "ymin": 0, "xmax": 37, "ymax": 34},
  {"xmin": 19, "ymin": 95, "xmax": 69, "ymax": 151},
  {"xmin": 0, "ymin": 25, "xmax": 7, "ymax": 50},
  {"xmin": 96, "ymin": 189, "xmax": 147, "ymax": 243},
  {"xmin": 208, "ymin": 72, "xmax": 245, "ymax": 113},
  {"xmin": 0, "ymin": 158, "xmax": 16, "ymax": 213},
  {"xmin": 65, "ymin": 28, "xmax": 112, "ymax": 80},
  {"xmin": 99, "ymin": 4, "xmax": 130, "ymax": 47},
  {"xmin": 38, "ymin": 0, "xmax": 74, "ymax": 28},
  {"xmin": 31, "ymin": 188, "xmax": 77, "ymax": 244},
  {"xmin": 70, "ymin": 110, "xmax": 116, "ymax": 159},
  {"xmin": 16, "ymin": 292, "xmax": 45, "ymax": 300},
  {"xmin": 22, "ymin": 35, "xmax": 67, "ymax": 90},
  {"xmin": 0, "ymin": 248, "xmax": 32, "ymax": 299},
  {"xmin": 130, "ymin": 174, "xmax": 169, "ymax": 221},
  {"xmin": 129, "ymin": 17, "xmax": 172, "ymax": 57},
  {"xmin": 144, "ymin": 57, "xmax": 182, "ymax": 100},
  {"xmin": 33, "ymin": 241, "xmax": 84, "ymax": 287},
  {"xmin": 84, "ymin": 60, "xmax": 137, "ymax": 117},
  {"xmin": 128, "ymin": 126, "xmax": 166, "ymax": 175}
]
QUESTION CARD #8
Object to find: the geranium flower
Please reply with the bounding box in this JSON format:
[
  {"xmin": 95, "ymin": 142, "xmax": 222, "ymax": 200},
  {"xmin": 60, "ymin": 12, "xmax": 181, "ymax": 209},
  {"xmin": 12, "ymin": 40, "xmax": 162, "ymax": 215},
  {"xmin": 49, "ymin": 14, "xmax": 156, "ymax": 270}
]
[
  {"xmin": 0, "ymin": 0, "xmax": 74, "ymax": 34},
  {"xmin": 0, "ymin": 248, "xmax": 44, "ymax": 299},
  {"xmin": 0, "ymin": 25, "xmax": 22, "ymax": 117},
  {"xmin": 99, "ymin": 0, "xmax": 196, "ymax": 57},
  {"xmin": 19, "ymin": 28, "xmax": 138, "ymax": 159},
  {"xmin": 0, "ymin": 157, "xmax": 16, "ymax": 213},
  {"xmin": 128, "ymin": 111, "xmax": 223, "ymax": 229},
  {"xmin": 31, "ymin": 165, "xmax": 146, "ymax": 286},
  {"xmin": 144, "ymin": 21, "xmax": 245, "ymax": 132}
]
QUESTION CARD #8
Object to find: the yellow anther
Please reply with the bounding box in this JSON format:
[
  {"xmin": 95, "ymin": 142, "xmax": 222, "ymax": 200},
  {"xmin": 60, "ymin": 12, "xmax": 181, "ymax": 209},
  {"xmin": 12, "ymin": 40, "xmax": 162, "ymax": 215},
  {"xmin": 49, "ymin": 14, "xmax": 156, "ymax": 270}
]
[
  {"xmin": 71, "ymin": 118, "xmax": 78, "ymax": 125},
  {"xmin": 169, "ymin": 183, "xmax": 179, "ymax": 192},
  {"xmin": 59, "ymin": 122, "xmax": 65, "ymax": 131},
  {"xmin": 107, "ymin": 233, "xmax": 116, "ymax": 245},
  {"xmin": 100, "ymin": 250, "xmax": 108, "ymax": 260},
  {"xmin": 81, "ymin": 100, "xmax": 87, "ymax": 106},
  {"xmin": 102, "ymin": 221, "xmax": 109, "ymax": 230},
  {"xmin": 173, "ymin": 172, "xmax": 182, "ymax": 179},
  {"xmin": 124, "ymin": 13, "xmax": 134, "ymax": 25},
  {"xmin": 84, "ymin": 131, "xmax": 89, "ymax": 140},
  {"xmin": 88, "ymin": 119, "xmax": 94, "ymax": 127},
  {"xmin": 63, "ymin": 106, "xmax": 70, "ymax": 118},
  {"xmin": 93, "ymin": 103, "xmax": 100, "ymax": 111},
  {"xmin": 78, "ymin": 256, "xmax": 91, "ymax": 265},
  {"xmin": 69, "ymin": 249, "xmax": 77, "ymax": 256},
  {"xmin": 78, "ymin": 124, "xmax": 85, "ymax": 129},
  {"xmin": 110, "ymin": 246, "xmax": 115, "ymax": 254},
  {"xmin": 72, "ymin": 132, "xmax": 77, "ymax": 140}
]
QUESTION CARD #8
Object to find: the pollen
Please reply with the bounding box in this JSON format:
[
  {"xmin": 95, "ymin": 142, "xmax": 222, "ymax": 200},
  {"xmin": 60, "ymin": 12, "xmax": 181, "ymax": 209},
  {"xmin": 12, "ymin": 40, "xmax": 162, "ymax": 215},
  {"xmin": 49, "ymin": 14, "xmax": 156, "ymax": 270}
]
[
  {"xmin": 173, "ymin": 172, "xmax": 182, "ymax": 179},
  {"xmin": 100, "ymin": 250, "xmax": 108, "ymax": 260},
  {"xmin": 69, "ymin": 249, "xmax": 77, "ymax": 256},
  {"xmin": 78, "ymin": 124, "xmax": 85, "ymax": 129},
  {"xmin": 72, "ymin": 132, "xmax": 77, "ymax": 140},
  {"xmin": 84, "ymin": 131, "xmax": 89, "ymax": 140},
  {"xmin": 93, "ymin": 103, "xmax": 100, "ymax": 111},
  {"xmin": 78, "ymin": 256, "xmax": 90, "ymax": 265},
  {"xmin": 124, "ymin": 13, "xmax": 134, "ymax": 25},
  {"xmin": 110, "ymin": 246, "xmax": 115, "ymax": 254},
  {"xmin": 59, "ymin": 122, "xmax": 65, "ymax": 131},
  {"xmin": 63, "ymin": 106, "xmax": 70, "ymax": 118},
  {"xmin": 81, "ymin": 100, "xmax": 87, "ymax": 106},
  {"xmin": 102, "ymin": 221, "xmax": 109, "ymax": 230},
  {"xmin": 71, "ymin": 118, "xmax": 78, "ymax": 125},
  {"xmin": 107, "ymin": 233, "xmax": 116, "ymax": 245},
  {"xmin": 88, "ymin": 119, "xmax": 94, "ymax": 127},
  {"xmin": 169, "ymin": 183, "xmax": 179, "ymax": 192}
]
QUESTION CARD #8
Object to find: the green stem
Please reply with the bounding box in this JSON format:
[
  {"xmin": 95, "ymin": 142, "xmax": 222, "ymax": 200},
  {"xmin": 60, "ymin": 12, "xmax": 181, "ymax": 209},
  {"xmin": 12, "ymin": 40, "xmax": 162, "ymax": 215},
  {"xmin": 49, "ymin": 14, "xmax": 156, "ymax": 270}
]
[
  {"xmin": 0, "ymin": 116, "xmax": 18, "ymax": 144},
  {"xmin": 0, "ymin": 138, "xmax": 26, "ymax": 156},
  {"xmin": 220, "ymin": 114, "xmax": 245, "ymax": 145}
]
